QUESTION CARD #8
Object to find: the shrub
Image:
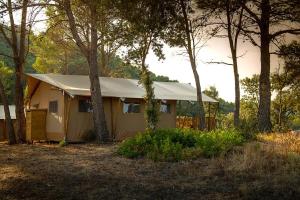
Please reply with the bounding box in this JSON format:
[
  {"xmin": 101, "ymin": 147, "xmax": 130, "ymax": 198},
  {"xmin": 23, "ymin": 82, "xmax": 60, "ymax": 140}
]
[
  {"xmin": 59, "ymin": 139, "xmax": 67, "ymax": 147},
  {"xmin": 117, "ymin": 128, "xmax": 244, "ymax": 161},
  {"xmin": 197, "ymin": 129, "xmax": 245, "ymax": 157}
]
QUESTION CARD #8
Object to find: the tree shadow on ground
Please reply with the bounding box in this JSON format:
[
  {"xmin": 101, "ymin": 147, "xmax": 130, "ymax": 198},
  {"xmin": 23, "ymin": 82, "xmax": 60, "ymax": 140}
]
[{"xmin": 0, "ymin": 142, "xmax": 299, "ymax": 200}]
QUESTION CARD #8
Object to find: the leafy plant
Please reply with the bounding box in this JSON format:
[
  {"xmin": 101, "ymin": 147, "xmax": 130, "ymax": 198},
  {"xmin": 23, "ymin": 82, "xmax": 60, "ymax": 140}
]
[
  {"xmin": 118, "ymin": 128, "xmax": 244, "ymax": 161},
  {"xmin": 59, "ymin": 139, "xmax": 68, "ymax": 147}
]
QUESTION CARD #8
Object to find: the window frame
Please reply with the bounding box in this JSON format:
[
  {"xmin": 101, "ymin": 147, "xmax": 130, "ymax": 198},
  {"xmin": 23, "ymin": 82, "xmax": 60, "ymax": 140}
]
[
  {"xmin": 122, "ymin": 101, "xmax": 141, "ymax": 114},
  {"xmin": 160, "ymin": 102, "xmax": 171, "ymax": 114},
  {"xmin": 78, "ymin": 98, "xmax": 93, "ymax": 113},
  {"xmin": 32, "ymin": 103, "xmax": 39, "ymax": 109},
  {"xmin": 49, "ymin": 100, "xmax": 58, "ymax": 113}
]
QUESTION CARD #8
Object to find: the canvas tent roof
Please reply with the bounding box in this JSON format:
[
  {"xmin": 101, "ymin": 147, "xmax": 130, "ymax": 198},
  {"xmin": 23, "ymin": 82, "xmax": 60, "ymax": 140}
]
[
  {"xmin": 26, "ymin": 74, "xmax": 218, "ymax": 102},
  {"xmin": 0, "ymin": 105, "xmax": 16, "ymax": 120}
]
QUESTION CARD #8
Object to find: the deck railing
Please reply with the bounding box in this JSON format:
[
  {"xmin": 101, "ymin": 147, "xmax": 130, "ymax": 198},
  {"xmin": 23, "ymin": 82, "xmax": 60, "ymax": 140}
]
[{"xmin": 176, "ymin": 116, "xmax": 216, "ymax": 131}]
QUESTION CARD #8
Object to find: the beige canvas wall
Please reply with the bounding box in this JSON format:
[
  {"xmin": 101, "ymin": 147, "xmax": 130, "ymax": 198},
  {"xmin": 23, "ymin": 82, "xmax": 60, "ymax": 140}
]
[
  {"xmin": 112, "ymin": 98, "xmax": 146, "ymax": 140},
  {"xmin": 66, "ymin": 97, "xmax": 112, "ymax": 142},
  {"xmin": 66, "ymin": 98, "xmax": 177, "ymax": 141},
  {"xmin": 29, "ymin": 81, "xmax": 177, "ymax": 142},
  {"xmin": 157, "ymin": 100, "xmax": 177, "ymax": 129},
  {"xmin": 114, "ymin": 99, "xmax": 177, "ymax": 140},
  {"xmin": 30, "ymin": 82, "xmax": 65, "ymax": 141}
]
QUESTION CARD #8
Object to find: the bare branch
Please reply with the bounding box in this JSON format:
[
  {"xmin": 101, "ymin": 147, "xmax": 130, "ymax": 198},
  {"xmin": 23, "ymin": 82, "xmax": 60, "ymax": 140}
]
[
  {"xmin": 206, "ymin": 61, "xmax": 233, "ymax": 66},
  {"xmin": 241, "ymin": 3, "xmax": 261, "ymax": 25}
]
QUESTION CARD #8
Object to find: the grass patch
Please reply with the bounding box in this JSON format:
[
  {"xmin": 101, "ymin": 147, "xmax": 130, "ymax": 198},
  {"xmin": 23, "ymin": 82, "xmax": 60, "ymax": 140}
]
[
  {"xmin": 117, "ymin": 129, "xmax": 244, "ymax": 161},
  {"xmin": 214, "ymin": 132, "xmax": 300, "ymax": 200}
]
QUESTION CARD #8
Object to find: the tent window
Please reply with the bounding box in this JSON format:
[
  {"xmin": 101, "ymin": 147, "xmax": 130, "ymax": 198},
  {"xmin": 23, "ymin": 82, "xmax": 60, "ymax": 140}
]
[
  {"xmin": 49, "ymin": 101, "xmax": 58, "ymax": 113},
  {"xmin": 123, "ymin": 102, "xmax": 140, "ymax": 113},
  {"xmin": 32, "ymin": 104, "xmax": 39, "ymax": 109},
  {"xmin": 79, "ymin": 99, "xmax": 93, "ymax": 112},
  {"xmin": 160, "ymin": 103, "xmax": 171, "ymax": 113}
]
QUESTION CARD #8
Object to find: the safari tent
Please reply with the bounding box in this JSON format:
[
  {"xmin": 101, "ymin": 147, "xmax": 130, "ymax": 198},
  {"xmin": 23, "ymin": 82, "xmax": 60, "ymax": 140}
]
[
  {"xmin": 26, "ymin": 74, "xmax": 217, "ymax": 142},
  {"xmin": 0, "ymin": 105, "xmax": 16, "ymax": 141}
]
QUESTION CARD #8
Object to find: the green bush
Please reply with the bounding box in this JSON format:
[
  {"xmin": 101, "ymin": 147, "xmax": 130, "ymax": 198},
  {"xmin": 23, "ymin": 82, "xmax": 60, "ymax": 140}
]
[
  {"xmin": 117, "ymin": 128, "xmax": 244, "ymax": 161},
  {"xmin": 59, "ymin": 139, "xmax": 67, "ymax": 147}
]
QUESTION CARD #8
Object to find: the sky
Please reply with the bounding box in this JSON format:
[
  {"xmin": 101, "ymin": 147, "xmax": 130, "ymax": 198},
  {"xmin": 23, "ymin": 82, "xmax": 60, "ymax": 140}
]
[{"xmin": 146, "ymin": 38, "xmax": 274, "ymax": 102}]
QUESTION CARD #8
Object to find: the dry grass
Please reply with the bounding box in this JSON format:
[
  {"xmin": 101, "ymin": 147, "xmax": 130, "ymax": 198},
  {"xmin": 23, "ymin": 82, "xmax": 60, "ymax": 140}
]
[
  {"xmin": 257, "ymin": 131, "xmax": 300, "ymax": 154},
  {"xmin": 0, "ymin": 132, "xmax": 299, "ymax": 200},
  {"xmin": 216, "ymin": 132, "xmax": 300, "ymax": 200}
]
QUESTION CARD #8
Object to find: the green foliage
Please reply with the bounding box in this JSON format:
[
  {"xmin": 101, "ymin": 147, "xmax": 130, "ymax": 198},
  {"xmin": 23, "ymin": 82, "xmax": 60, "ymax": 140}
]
[
  {"xmin": 272, "ymin": 41, "xmax": 300, "ymax": 131},
  {"xmin": 0, "ymin": 33, "xmax": 36, "ymax": 103},
  {"xmin": 177, "ymin": 86, "xmax": 233, "ymax": 119},
  {"xmin": 241, "ymin": 75, "xmax": 260, "ymax": 106},
  {"xmin": 59, "ymin": 139, "xmax": 68, "ymax": 147},
  {"xmin": 197, "ymin": 129, "xmax": 244, "ymax": 157},
  {"xmin": 203, "ymin": 86, "xmax": 235, "ymax": 116},
  {"xmin": 218, "ymin": 99, "xmax": 235, "ymax": 114},
  {"xmin": 279, "ymin": 41, "xmax": 300, "ymax": 81},
  {"xmin": 217, "ymin": 113, "xmax": 234, "ymax": 129},
  {"xmin": 30, "ymin": 32, "xmax": 89, "ymax": 75},
  {"xmin": 0, "ymin": 61, "xmax": 14, "ymax": 103},
  {"xmin": 291, "ymin": 118, "xmax": 300, "ymax": 130},
  {"xmin": 240, "ymin": 72, "xmax": 300, "ymax": 132},
  {"xmin": 118, "ymin": 128, "xmax": 244, "ymax": 161},
  {"xmin": 0, "ymin": 34, "xmax": 36, "ymax": 73},
  {"xmin": 271, "ymin": 89, "xmax": 297, "ymax": 132},
  {"xmin": 203, "ymin": 86, "xmax": 219, "ymax": 99},
  {"xmin": 139, "ymin": 68, "xmax": 160, "ymax": 131},
  {"xmin": 239, "ymin": 76, "xmax": 260, "ymax": 133}
]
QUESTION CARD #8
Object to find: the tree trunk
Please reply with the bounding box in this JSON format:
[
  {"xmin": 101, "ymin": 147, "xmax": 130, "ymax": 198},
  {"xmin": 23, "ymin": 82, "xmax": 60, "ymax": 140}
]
[
  {"xmin": 89, "ymin": 5, "xmax": 110, "ymax": 142},
  {"xmin": 16, "ymin": 0, "xmax": 28, "ymax": 142},
  {"xmin": 258, "ymin": 0, "xmax": 272, "ymax": 132},
  {"xmin": 226, "ymin": 1, "xmax": 241, "ymax": 127},
  {"xmin": 180, "ymin": 0, "xmax": 205, "ymax": 130},
  {"xmin": 278, "ymin": 89, "xmax": 282, "ymax": 129},
  {"xmin": 0, "ymin": 79, "xmax": 16, "ymax": 144},
  {"xmin": 14, "ymin": 67, "xmax": 26, "ymax": 141},
  {"xmin": 100, "ymin": 44, "xmax": 108, "ymax": 76},
  {"xmin": 232, "ymin": 56, "xmax": 240, "ymax": 127},
  {"xmin": 192, "ymin": 65, "xmax": 206, "ymax": 130},
  {"xmin": 228, "ymin": 45, "xmax": 240, "ymax": 128},
  {"xmin": 63, "ymin": 0, "xmax": 109, "ymax": 142},
  {"xmin": 6, "ymin": 0, "xmax": 28, "ymax": 142}
]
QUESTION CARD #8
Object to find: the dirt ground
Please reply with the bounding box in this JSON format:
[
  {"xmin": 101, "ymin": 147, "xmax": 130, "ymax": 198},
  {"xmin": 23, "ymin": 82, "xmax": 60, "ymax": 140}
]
[{"xmin": 0, "ymin": 141, "xmax": 299, "ymax": 200}]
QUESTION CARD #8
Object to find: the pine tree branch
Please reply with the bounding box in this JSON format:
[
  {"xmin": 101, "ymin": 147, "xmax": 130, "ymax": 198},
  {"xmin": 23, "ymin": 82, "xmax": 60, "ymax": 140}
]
[{"xmin": 270, "ymin": 29, "xmax": 300, "ymax": 40}]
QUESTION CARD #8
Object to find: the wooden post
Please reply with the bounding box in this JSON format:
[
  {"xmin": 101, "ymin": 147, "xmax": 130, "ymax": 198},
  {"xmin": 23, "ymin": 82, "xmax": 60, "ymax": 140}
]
[
  {"xmin": 63, "ymin": 95, "xmax": 71, "ymax": 141},
  {"xmin": 110, "ymin": 97, "xmax": 114, "ymax": 140}
]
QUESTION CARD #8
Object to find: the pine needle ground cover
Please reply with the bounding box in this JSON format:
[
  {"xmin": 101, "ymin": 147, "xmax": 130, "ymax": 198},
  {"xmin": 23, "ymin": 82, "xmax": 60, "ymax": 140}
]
[{"xmin": 1, "ymin": 132, "xmax": 299, "ymax": 200}]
